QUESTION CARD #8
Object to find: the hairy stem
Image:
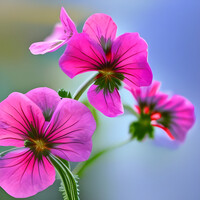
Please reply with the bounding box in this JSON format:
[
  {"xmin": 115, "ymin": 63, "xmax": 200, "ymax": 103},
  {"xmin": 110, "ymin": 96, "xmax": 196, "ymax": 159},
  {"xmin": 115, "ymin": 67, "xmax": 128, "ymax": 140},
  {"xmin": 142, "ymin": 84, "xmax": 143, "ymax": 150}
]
[{"xmin": 49, "ymin": 154, "xmax": 79, "ymax": 200}]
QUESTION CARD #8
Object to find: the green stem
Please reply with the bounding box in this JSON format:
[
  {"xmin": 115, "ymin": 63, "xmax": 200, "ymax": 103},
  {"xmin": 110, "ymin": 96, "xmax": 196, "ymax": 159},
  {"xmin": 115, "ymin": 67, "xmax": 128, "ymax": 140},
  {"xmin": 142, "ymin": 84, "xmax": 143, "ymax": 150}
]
[
  {"xmin": 73, "ymin": 138, "xmax": 132, "ymax": 177},
  {"xmin": 123, "ymin": 104, "xmax": 140, "ymax": 118},
  {"xmin": 49, "ymin": 154, "xmax": 79, "ymax": 200},
  {"xmin": 73, "ymin": 73, "xmax": 98, "ymax": 100}
]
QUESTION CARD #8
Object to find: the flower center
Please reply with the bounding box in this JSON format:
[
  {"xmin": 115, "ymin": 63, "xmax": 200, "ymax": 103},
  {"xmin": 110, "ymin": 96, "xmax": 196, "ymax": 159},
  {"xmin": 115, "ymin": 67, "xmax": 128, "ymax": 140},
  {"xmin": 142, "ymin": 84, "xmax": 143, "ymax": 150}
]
[
  {"xmin": 34, "ymin": 139, "xmax": 46, "ymax": 152},
  {"xmin": 95, "ymin": 68, "xmax": 124, "ymax": 94}
]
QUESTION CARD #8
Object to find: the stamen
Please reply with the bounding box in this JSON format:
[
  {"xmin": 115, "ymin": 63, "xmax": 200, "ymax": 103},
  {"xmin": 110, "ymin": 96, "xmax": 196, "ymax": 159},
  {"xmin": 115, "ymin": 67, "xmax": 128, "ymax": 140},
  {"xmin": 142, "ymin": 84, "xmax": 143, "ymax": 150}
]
[
  {"xmin": 34, "ymin": 139, "xmax": 46, "ymax": 152},
  {"xmin": 151, "ymin": 112, "xmax": 161, "ymax": 120},
  {"xmin": 151, "ymin": 123, "xmax": 175, "ymax": 140}
]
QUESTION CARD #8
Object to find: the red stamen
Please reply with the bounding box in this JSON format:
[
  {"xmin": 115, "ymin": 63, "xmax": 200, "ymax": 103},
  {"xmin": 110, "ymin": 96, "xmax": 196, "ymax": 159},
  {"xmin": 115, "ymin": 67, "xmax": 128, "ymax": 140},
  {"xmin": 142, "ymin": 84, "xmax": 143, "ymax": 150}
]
[
  {"xmin": 144, "ymin": 106, "xmax": 149, "ymax": 114},
  {"xmin": 135, "ymin": 105, "xmax": 141, "ymax": 114},
  {"xmin": 152, "ymin": 123, "xmax": 175, "ymax": 140},
  {"xmin": 151, "ymin": 112, "xmax": 161, "ymax": 120}
]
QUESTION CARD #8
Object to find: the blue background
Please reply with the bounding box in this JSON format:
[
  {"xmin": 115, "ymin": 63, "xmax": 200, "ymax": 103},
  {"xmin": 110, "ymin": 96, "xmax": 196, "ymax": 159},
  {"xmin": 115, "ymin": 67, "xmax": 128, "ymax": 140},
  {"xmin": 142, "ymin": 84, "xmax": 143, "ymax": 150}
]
[{"xmin": 0, "ymin": 0, "xmax": 199, "ymax": 199}]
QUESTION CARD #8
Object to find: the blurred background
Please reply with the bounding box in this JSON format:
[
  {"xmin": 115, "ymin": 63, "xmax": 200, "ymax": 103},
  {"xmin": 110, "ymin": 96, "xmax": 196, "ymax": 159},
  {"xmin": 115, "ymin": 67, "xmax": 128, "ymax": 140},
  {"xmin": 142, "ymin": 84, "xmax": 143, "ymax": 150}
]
[{"xmin": 0, "ymin": 0, "xmax": 199, "ymax": 199}]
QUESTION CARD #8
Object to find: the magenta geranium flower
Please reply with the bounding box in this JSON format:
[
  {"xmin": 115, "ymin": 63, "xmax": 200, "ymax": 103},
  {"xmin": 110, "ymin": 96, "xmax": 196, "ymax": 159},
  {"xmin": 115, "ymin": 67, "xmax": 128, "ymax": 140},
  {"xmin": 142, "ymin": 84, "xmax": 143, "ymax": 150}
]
[
  {"xmin": 0, "ymin": 87, "xmax": 96, "ymax": 198},
  {"xmin": 29, "ymin": 7, "xmax": 77, "ymax": 55},
  {"xmin": 59, "ymin": 14, "xmax": 153, "ymax": 117},
  {"xmin": 126, "ymin": 81, "xmax": 195, "ymax": 142}
]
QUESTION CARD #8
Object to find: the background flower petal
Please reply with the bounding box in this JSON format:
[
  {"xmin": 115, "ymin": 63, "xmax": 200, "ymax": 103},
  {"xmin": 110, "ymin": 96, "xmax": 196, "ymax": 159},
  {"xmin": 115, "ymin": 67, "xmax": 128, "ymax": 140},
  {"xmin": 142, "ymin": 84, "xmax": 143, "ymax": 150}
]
[
  {"xmin": 0, "ymin": 93, "xmax": 45, "ymax": 147},
  {"xmin": 161, "ymin": 95, "xmax": 195, "ymax": 142},
  {"xmin": 29, "ymin": 23, "xmax": 68, "ymax": 55},
  {"xmin": 45, "ymin": 98, "xmax": 96, "ymax": 162},
  {"xmin": 0, "ymin": 148, "xmax": 55, "ymax": 198},
  {"xmin": 60, "ymin": 7, "xmax": 77, "ymax": 36},
  {"xmin": 87, "ymin": 84, "xmax": 124, "ymax": 117}
]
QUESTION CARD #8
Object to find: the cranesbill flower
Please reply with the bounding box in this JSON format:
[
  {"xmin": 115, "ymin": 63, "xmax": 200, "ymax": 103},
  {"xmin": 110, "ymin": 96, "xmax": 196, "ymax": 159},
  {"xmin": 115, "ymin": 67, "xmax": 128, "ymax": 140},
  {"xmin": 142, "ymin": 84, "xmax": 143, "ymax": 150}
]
[
  {"xmin": 59, "ymin": 14, "xmax": 152, "ymax": 117},
  {"xmin": 0, "ymin": 87, "xmax": 96, "ymax": 198},
  {"xmin": 29, "ymin": 7, "xmax": 77, "ymax": 55},
  {"xmin": 126, "ymin": 81, "xmax": 195, "ymax": 142}
]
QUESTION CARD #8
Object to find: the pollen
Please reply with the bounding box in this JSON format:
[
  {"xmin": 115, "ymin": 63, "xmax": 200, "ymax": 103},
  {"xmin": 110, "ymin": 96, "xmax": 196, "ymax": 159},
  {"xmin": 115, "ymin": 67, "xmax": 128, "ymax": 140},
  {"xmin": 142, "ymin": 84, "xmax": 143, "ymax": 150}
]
[
  {"xmin": 34, "ymin": 139, "xmax": 47, "ymax": 152},
  {"xmin": 99, "ymin": 69, "xmax": 114, "ymax": 78}
]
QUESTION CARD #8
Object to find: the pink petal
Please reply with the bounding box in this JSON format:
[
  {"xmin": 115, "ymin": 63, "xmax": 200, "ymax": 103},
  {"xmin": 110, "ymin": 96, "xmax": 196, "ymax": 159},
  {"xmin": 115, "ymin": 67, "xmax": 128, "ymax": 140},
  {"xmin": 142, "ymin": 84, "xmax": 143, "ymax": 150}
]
[
  {"xmin": 0, "ymin": 93, "xmax": 45, "ymax": 147},
  {"xmin": 44, "ymin": 98, "xmax": 96, "ymax": 162},
  {"xmin": 147, "ymin": 81, "xmax": 161, "ymax": 96},
  {"xmin": 26, "ymin": 87, "xmax": 61, "ymax": 122},
  {"xmin": 60, "ymin": 7, "xmax": 77, "ymax": 36},
  {"xmin": 83, "ymin": 13, "xmax": 117, "ymax": 45},
  {"xmin": 112, "ymin": 33, "xmax": 152, "ymax": 88},
  {"xmin": 87, "ymin": 84, "xmax": 124, "ymax": 117},
  {"xmin": 29, "ymin": 23, "xmax": 67, "ymax": 55},
  {"xmin": 125, "ymin": 81, "xmax": 162, "ymax": 104},
  {"xmin": 0, "ymin": 148, "xmax": 55, "ymax": 198},
  {"xmin": 29, "ymin": 40, "xmax": 66, "ymax": 55},
  {"xmin": 29, "ymin": 8, "xmax": 77, "ymax": 55},
  {"xmin": 59, "ymin": 33, "xmax": 106, "ymax": 78},
  {"xmin": 163, "ymin": 95, "xmax": 195, "ymax": 142}
]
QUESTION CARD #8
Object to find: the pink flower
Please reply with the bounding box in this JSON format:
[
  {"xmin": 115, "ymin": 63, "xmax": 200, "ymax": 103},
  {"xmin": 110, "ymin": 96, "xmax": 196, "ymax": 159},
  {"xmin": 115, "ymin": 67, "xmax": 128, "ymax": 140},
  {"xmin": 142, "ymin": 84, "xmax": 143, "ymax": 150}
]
[
  {"xmin": 29, "ymin": 7, "xmax": 77, "ymax": 55},
  {"xmin": 0, "ymin": 87, "xmax": 96, "ymax": 198},
  {"xmin": 126, "ymin": 81, "xmax": 195, "ymax": 142},
  {"xmin": 59, "ymin": 14, "xmax": 152, "ymax": 117}
]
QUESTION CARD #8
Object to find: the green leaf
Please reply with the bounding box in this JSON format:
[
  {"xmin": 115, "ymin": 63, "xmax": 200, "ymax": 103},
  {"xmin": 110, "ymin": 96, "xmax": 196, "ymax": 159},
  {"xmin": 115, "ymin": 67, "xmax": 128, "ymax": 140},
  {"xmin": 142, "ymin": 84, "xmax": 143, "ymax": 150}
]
[
  {"xmin": 58, "ymin": 89, "xmax": 72, "ymax": 99},
  {"xmin": 49, "ymin": 155, "xmax": 79, "ymax": 200}
]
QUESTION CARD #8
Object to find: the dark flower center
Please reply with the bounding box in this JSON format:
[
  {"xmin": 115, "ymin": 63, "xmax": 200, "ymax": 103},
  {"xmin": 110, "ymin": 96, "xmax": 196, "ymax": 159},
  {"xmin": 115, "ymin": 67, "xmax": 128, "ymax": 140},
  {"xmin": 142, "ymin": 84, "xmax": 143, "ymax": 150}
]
[
  {"xmin": 94, "ymin": 69, "xmax": 124, "ymax": 94},
  {"xmin": 24, "ymin": 124, "xmax": 53, "ymax": 159}
]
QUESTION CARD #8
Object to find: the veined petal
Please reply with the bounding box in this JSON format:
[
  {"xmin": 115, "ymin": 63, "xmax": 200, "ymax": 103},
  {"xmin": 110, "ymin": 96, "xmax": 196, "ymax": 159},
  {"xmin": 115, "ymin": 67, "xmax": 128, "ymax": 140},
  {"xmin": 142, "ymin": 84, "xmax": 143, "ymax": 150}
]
[
  {"xmin": 0, "ymin": 148, "xmax": 55, "ymax": 198},
  {"xmin": 83, "ymin": 13, "xmax": 117, "ymax": 45},
  {"xmin": 125, "ymin": 81, "xmax": 161, "ymax": 102},
  {"xmin": 60, "ymin": 7, "xmax": 77, "ymax": 36},
  {"xmin": 29, "ymin": 40, "xmax": 66, "ymax": 55},
  {"xmin": 29, "ymin": 8, "xmax": 77, "ymax": 55},
  {"xmin": 29, "ymin": 23, "xmax": 67, "ymax": 55},
  {"xmin": 0, "ymin": 93, "xmax": 45, "ymax": 147},
  {"xmin": 59, "ymin": 33, "xmax": 106, "ymax": 78},
  {"xmin": 161, "ymin": 95, "xmax": 195, "ymax": 142},
  {"xmin": 44, "ymin": 98, "xmax": 96, "ymax": 162},
  {"xmin": 87, "ymin": 84, "xmax": 124, "ymax": 117},
  {"xmin": 26, "ymin": 87, "xmax": 61, "ymax": 122},
  {"xmin": 112, "ymin": 33, "xmax": 152, "ymax": 88}
]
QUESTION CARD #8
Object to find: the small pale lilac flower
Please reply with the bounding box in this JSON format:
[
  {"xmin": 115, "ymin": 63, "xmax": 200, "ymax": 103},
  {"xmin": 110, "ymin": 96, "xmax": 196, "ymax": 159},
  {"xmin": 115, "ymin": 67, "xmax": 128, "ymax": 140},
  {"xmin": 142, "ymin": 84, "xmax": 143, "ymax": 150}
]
[
  {"xmin": 126, "ymin": 81, "xmax": 195, "ymax": 142},
  {"xmin": 0, "ymin": 87, "xmax": 96, "ymax": 198},
  {"xmin": 29, "ymin": 7, "xmax": 77, "ymax": 55},
  {"xmin": 59, "ymin": 14, "xmax": 152, "ymax": 117}
]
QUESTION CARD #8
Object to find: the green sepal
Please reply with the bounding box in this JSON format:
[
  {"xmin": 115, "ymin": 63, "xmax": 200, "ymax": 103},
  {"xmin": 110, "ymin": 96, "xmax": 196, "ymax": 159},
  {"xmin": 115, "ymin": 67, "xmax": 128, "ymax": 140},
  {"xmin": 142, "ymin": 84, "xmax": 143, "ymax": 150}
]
[
  {"xmin": 94, "ymin": 72, "xmax": 124, "ymax": 94},
  {"xmin": 129, "ymin": 120, "xmax": 154, "ymax": 141},
  {"xmin": 49, "ymin": 155, "xmax": 79, "ymax": 200},
  {"xmin": 58, "ymin": 89, "xmax": 72, "ymax": 99}
]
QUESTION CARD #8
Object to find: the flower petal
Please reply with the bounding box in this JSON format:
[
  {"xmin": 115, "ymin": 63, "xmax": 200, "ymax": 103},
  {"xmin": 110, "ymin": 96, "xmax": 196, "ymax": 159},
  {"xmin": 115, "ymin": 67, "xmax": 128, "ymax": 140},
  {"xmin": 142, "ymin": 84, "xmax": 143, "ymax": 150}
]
[
  {"xmin": 59, "ymin": 33, "xmax": 106, "ymax": 78},
  {"xmin": 83, "ymin": 13, "xmax": 117, "ymax": 45},
  {"xmin": 87, "ymin": 84, "xmax": 124, "ymax": 117},
  {"xmin": 112, "ymin": 33, "xmax": 152, "ymax": 88},
  {"xmin": 29, "ymin": 23, "xmax": 67, "ymax": 55},
  {"xmin": 60, "ymin": 7, "xmax": 77, "ymax": 36},
  {"xmin": 0, "ymin": 93, "xmax": 45, "ymax": 147},
  {"xmin": 44, "ymin": 98, "xmax": 96, "ymax": 162},
  {"xmin": 162, "ymin": 95, "xmax": 195, "ymax": 142},
  {"xmin": 125, "ymin": 81, "xmax": 161, "ymax": 102},
  {"xmin": 29, "ymin": 8, "xmax": 77, "ymax": 55},
  {"xmin": 26, "ymin": 87, "xmax": 61, "ymax": 122},
  {"xmin": 0, "ymin": 148, "xmax": 55, "ymax": 198}
]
